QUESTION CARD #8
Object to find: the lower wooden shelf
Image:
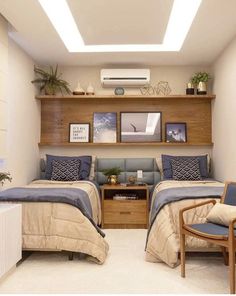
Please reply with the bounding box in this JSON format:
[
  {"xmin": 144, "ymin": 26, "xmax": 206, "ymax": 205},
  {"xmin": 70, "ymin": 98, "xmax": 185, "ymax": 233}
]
[{"xmin": 38, "ymin": 142, "xmax": 213, "ymax": 147}]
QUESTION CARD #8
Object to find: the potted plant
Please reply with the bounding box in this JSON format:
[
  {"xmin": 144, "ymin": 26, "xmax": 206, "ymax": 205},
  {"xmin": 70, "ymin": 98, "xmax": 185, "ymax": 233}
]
[
  {"xmin": 31, "ymin": 65, "xmax": 71, "ymax": 95},
  {"xmin": 102, "ymin": 167, "xmax": 122, "ymax": 185},
  {"xmin": 0, "ymin": 172, "xmax": 12, "ymax": 186},
  {"xmin": 191, "ymin": 72, "xmax": 211, "ymax": 95}
]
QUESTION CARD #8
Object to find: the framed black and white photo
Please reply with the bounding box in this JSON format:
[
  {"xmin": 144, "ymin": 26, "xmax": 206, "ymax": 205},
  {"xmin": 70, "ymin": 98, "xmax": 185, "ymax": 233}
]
[
  {"xmin": 69, "ymin": 123, "xmax": 90, "ymax": 143},
  {"xmin": 93, "ymin": 112, "xmax": 117, "ymax": 143},
  {"xmin": 120, "ymin": 112, "xmax": 162, "ymax": 143},
  {"xmin": 165, "ymin": 122, "xmax": 187, "ymax": 143}
]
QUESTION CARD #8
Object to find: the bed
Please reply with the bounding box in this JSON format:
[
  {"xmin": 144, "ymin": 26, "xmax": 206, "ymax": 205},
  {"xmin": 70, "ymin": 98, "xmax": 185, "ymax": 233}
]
[
  {"xmin": 0, "ymin": 155, "xmax": 109, "ymax": 264},
  {"xmin": 145, "ymin": 155, "xmax": 225, "ymax": 267}
]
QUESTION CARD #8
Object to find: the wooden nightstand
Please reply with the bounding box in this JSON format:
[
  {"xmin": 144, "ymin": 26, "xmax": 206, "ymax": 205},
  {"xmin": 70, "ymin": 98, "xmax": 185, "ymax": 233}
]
[{"xmin": 101, "ymin": 184, "xmax": 149, "ymax": 229}]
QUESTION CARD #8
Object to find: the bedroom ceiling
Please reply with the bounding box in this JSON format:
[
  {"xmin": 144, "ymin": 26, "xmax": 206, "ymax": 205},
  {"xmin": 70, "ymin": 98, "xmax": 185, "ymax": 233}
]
[{"xmin": 0, "ymin": 0, "xmax": 236, "ymax": 66}]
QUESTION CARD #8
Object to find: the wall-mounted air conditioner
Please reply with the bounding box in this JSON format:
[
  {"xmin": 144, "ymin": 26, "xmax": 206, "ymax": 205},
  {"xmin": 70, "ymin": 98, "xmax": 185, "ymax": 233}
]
[{"xmin": 101, "ymin": 69, "xmax": 150, "ymax": 87}]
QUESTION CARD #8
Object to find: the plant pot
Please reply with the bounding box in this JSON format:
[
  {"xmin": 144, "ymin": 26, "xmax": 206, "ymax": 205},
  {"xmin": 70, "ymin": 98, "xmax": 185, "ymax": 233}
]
[
  {"xmin": 45, "ymin": 85, "xmax": 56, "ymax": 95},
  {"xmin": 197, "ymin": 81, "xmax": 207, "ymax": 95},
  {"xmin": 107, "ymin": 175, "xmax": 118, "ymax": 185}
]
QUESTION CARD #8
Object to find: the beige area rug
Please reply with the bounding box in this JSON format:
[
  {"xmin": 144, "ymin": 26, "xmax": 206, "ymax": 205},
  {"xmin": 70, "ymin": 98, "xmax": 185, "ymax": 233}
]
[{"xmin": 0, "ymin": 229, "xmax": 229, "ymax": 294}]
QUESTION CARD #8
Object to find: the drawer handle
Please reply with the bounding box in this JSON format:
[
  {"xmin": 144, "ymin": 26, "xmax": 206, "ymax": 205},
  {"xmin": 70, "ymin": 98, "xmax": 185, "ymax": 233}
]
[{"xmin": 120, "ymin": 211, "xmax": 131, "ymax": 215}]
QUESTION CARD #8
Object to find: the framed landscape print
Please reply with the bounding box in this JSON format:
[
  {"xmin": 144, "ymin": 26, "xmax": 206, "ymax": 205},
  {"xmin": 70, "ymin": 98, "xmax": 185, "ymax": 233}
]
[
  {"xmin": 69, "ymin": 123, "xmax": 90, "ymax": 143},
  {"xmin": 165, "ymin": 122, "xmax": 187, "ymax": 143},
  {"xmin": 93, "ymin": 112, "xmax": 117, "ymax": 143},
  {"xmin": 120, "ymin": 112, "xmax": 162, "ymax": 142}
]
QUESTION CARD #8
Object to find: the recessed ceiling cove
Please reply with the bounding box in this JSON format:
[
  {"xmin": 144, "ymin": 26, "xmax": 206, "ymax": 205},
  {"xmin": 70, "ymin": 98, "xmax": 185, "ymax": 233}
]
[{"xmin": 68, "ymin": 0, "xmax": 173, "ymax": 45}]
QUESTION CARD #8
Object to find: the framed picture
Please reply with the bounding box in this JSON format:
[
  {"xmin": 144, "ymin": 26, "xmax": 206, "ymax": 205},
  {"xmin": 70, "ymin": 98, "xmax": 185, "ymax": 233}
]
[
  {"xmin": 165, "ymin": 122, "xmax": 187, "ymax": 143},
  {"xmin": 69, "ymin": 123, "xmax": 90, "ymax": 143},
  {"xmin": 120, "ymin": 112, "xmax": 162, "ymax": 143},
  {"xmin": 93, "ymin": 112, "xmax": 117, "ymax": 143}
]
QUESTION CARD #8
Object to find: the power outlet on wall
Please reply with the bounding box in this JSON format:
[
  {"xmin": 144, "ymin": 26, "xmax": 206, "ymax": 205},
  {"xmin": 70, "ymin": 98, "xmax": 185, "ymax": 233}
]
[{"xmin": 137, "ymin": 170, "xmax": 143, "ymax": 179}]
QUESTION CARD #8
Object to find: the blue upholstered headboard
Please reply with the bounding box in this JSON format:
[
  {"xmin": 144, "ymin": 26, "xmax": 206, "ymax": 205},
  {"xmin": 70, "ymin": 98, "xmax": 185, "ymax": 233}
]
[
  {"xmin": 40, "ymin": 157, "xmax": 161, "ymax": 187},
  {"xmin": 95, "ymin": 158, "xmax": 160, "ymax": 186}
]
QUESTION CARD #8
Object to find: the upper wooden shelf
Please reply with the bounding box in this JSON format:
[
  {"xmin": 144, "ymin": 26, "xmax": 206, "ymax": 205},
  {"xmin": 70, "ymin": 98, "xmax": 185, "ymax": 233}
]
[
  {"xmin": 38, "ymin": 142, "xmax": 213, "ymax": 147},
  {"xmin": 36, "ymin": 94, "xmax": 216, "ymax": 100}
]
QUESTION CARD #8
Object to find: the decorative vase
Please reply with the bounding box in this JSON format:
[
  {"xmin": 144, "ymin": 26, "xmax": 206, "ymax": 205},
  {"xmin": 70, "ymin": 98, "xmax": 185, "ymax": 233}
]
[
  {"xmin": 86, "ymin": 82, "xmax": 95, "ymax": 95},
  {"xmin": 197, "ymin": 81, "xmax": 207, "ymax": 95},
  {"xmin": 186, "ymin": 82, "xmax": 194, "ymax": 95},
  {"xmin": 73, "ymin": 82, "xmax": 85, "ymax": 95},
  {"xmin": 107, "ymin": 175, "xmax": 118, "ymax": 185}
]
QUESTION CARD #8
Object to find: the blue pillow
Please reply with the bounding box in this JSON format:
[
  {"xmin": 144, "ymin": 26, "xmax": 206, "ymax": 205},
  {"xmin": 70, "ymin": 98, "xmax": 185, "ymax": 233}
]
[
  {"xmin": 45, "ymin": 154, "xmax": 91, "ymax": 180},
  {"xmin": 161, "ymin": 154, "xmax": 208, "ymax": 179}
]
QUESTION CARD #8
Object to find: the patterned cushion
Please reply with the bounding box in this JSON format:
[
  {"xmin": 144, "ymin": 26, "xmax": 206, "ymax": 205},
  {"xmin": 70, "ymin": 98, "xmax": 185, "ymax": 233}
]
[
  {"xmin": 51, "ymin": 159, "xmax": 81, "ymax": 181},
  {"xmin": 161, "ymin": 154, "xmax": 209, "ymax": 179},
  {"xmin": 45, "ymin": 155, "xmax": 91, "ymax": 180},
  {"xmin": 170, "ymin": 158, "xmax": 201, "ymax": 181}
]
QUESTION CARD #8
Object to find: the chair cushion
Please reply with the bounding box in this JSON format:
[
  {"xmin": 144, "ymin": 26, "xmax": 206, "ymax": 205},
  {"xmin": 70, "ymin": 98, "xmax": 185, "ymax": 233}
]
[
  {"xmin": 184, "ymin": 222, "xmax": 236, "ymax": 239},
  {"xmin": 206, "ymin": 203, "xmax": 236, "ymax": 227}
]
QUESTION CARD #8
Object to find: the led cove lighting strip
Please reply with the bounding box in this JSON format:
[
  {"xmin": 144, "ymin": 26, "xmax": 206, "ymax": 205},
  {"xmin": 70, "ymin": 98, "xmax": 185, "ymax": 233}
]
[{"xmin": 38, "ymin": 0, "xmax": 202, "ymax": 53}]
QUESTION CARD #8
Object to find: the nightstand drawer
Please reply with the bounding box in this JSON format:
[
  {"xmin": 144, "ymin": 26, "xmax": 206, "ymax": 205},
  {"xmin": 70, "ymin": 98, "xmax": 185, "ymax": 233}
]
[{"xmin": 103, "ymin": 200, "xmax": 147, "ymax": 224}]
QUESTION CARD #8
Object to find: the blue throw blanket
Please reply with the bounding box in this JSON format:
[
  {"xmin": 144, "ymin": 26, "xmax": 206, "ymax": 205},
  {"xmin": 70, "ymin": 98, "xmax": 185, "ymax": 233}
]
[
  {"xmin": 146, "ymin": 186, "xmax": 224, "ymax": 247},
  {"xmin": 0, "ymin": 187, "xmax": 105, "ymax": 237}
]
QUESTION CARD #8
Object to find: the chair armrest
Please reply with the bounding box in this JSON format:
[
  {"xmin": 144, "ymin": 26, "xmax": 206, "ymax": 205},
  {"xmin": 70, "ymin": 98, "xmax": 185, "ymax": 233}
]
[{"xmin": 179, "ymin": 199, "xmax": 216, "ymax": 227}]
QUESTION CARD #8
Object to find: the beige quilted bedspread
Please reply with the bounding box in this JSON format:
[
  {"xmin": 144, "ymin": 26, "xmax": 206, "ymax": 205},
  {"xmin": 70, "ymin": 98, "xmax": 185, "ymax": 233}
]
[
  {"xmin": 1, "ymin": 180, "xmax": 109, "ymax": 264},
  {"xmin": 145, "ymin": 180, "xmax": 224, "ymax": 267}
]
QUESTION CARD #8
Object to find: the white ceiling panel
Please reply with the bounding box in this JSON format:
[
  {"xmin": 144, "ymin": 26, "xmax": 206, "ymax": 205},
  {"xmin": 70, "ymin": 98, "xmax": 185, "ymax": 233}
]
[{"xmin": 0, "ymin": 0, "xmax": 236, "ymax": 66}]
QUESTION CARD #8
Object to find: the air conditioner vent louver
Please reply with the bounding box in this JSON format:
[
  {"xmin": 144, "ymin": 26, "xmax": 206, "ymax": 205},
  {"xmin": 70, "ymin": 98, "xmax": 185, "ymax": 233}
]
[{"xmin": 101, "ymin": 69, "xmax": 150, "ymax": 87}]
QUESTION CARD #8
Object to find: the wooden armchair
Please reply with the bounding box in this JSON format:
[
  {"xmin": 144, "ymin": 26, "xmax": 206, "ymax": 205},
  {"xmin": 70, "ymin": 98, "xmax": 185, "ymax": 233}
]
[{"xmin": 179, "ymin": 182, "xmax": 236, "ymax": 294}]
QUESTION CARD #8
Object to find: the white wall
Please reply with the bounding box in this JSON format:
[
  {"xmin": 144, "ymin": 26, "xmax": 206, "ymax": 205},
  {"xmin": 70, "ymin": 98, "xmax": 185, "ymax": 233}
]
[
  {"xmin": 60, "ymin": 65, "xmax": 212, "ymax": 96},
  {"xmin": 40, "ymin": 65, "xmax": 212, "ymax": 160},
  {"xmin": 0, "ymin": 15, "xmax": 8, "ymax": 166},
  {"xmin": 212, "ymin": 36, "xmax": 236, "ymax": 181},
  {"xmin": 6, "ymin": 39, "xmax": 40, "ymax": 186}
]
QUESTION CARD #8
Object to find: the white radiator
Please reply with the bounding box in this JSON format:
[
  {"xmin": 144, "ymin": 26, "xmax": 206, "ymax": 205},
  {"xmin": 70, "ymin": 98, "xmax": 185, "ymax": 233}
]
[{"xmin": 0, "ymin": 204, "xmax": 22, "ymax": 279}]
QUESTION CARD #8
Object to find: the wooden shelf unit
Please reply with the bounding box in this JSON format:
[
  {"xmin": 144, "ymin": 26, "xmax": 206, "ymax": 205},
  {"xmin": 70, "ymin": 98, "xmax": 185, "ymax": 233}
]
[
  {"xmin": 36, "ymin": 94, "xmax": 215, "ymax": 101},
  {"xmin": 37, "ymin": 94, "xmax": 215, "ymax": 147},
  {"xmin": 38, "ymin": 142, "xmax": 213, "ymax": 147}
]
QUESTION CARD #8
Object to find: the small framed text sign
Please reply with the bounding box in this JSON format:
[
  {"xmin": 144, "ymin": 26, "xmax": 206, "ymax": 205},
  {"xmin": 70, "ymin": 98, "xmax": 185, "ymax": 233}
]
[{"xmin": 69, "ymin": 123, "xmax": 90, "ymax": 143}]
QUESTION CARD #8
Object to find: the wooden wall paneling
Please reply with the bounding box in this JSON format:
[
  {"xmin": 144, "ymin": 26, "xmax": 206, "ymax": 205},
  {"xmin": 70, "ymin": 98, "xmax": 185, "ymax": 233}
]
[{"xmin": 39, "ymin": 95, "xmax": 214, "ymax": 146}]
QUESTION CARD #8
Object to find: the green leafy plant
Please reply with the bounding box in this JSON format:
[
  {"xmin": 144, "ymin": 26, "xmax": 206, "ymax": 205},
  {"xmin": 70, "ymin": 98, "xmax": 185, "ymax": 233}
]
[
  {"xmin": 102, "ymin": 167, "xmax": 122, "ymax": 176},
  {"xmin": 31, "ymin": 65, "xmax": 71, "ymax": 95},
  {"xmin": 191, "ymin": 72, "xmax": 211, "ymax": 85},
  {"xmin": 0, "ymin": 172, "xmax": 12, "ymax": 186}
]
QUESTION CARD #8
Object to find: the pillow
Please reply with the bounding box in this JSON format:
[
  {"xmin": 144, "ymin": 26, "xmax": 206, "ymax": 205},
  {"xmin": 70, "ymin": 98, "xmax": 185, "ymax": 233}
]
[
  {"xmin": 206, "ymin": 203, "xmax": 236, "ymax": 227},
  {"xmin": 45, "ymin": 154, "xmax": 91, "ymax": 180},
  {"xmin": 161, "ymin": 154, "xmax": 209, "ymax": 180},
  {"xmin": 171, "ymin": 158, "xmax": 201, "ymax": 181},
  {"xmin": 89, "ymin": 156, "xmax": 96, "ymax": 181},
  {"xmin": 51, "ymin": 159, "xmax": 80, "ymax": 181}
]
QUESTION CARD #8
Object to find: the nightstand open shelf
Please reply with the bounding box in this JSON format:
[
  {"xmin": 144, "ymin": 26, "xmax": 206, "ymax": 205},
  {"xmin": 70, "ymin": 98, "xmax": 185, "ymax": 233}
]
[{"xmin": 101, "ymin": 184, "xmax": 149, "ymax": 229}]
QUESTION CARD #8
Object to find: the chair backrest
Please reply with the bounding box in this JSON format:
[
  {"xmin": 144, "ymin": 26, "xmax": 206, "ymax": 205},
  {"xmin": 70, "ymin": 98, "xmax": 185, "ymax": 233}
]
[{"xmin": 221, "ymin": 182, "xmax": 236, "ymax": 205}]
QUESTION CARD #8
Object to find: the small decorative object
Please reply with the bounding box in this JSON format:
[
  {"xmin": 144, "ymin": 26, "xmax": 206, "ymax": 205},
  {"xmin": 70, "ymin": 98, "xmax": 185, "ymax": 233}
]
[
  {"xmin": 86, "ymin": 83, "xmax": 95, "ymax": 95},
  {"xmin": 186, "ymin": 82, "xmax": 195, "ymax": 95},
  {"xmin": 191, "ymin": 72, "xmax": 211, "ymax": 95},
  {"xmin": 114, "ymin": 87, "xmax": 125, "ymax": 95},
  {"xmin": 69, "ymin": 123, "xmax": 90, "ymax": 143},
  {"xmin": 0, "ymin": 172, "xmax": 12, "ymax": 186},
  {"xmin": 120, "ymin": 112, "xmax": 162, "ymax": 143},
  {"xmin": 31, "ymin": 65, "xmax": 71, "ymax": 95},
  {"xmin": 155, "ymin": 81, "xmax": 171, "ymax": 95},
  {"xmin": 93, "ymin": 112, "xmax": 117, "ymax": 143},
  {"xmin": 73, "ymin": 82, "xmax": 85, "ymax": 95},
  {"xmin": 128, "ymin": 175, "xmax": 136, "ymax": 185},
  {"xmin": 165, "ymin": 123, "xmax": 187, "ymax": 143},
  {"xmin": 140, "ymin": 85, "xmax": 154, "ymax": 95},
  {"xmin": 102, "ymin": 167, "xmax": 122, "ymax": 185}
]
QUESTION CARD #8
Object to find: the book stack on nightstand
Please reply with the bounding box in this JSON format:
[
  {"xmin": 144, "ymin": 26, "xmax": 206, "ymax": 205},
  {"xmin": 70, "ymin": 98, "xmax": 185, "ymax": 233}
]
[{"xmin": 101, "ymin": 184, "xmax": 149, "ymax": 229}]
